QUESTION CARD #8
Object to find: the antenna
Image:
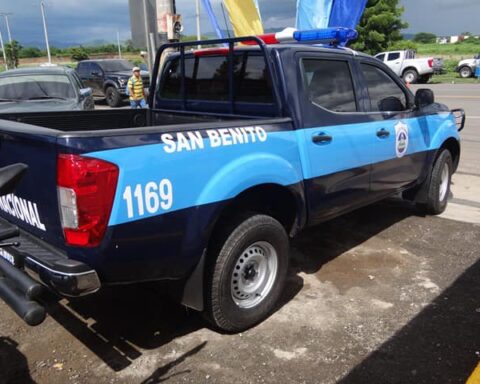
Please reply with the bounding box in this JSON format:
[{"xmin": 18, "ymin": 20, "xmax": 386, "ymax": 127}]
[{"xmin": 0, "ymin": 13, "xmax": 13, "ymax": 43}]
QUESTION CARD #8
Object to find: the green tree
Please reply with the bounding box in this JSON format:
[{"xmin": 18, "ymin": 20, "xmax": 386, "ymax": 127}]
[
  {"xmin": 413, "ymin": 32, "xmax": 437, "ymax": 44},
  {"xmin": 351, "ymin": 0, "xmax": 408, "ymax": 55},
  {"xmin": 70, "ymin": 46, "xmax": 89, "ymax": 61},
  {"xmin": 19, "ymin": 47, "xmax": 45, "ymax": 59},
  {"xmin": 389, "ymin": 40, "xmax": 418, "ymax": 51},
  {"xmin": 4, "ymin": 40, "xmax": 22, "ymax": 68}
]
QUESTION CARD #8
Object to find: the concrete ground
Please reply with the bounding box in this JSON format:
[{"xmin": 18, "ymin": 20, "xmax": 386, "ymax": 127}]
[{"xmin": 1, "ymin": 84, "xmax": 479, "ymax": 384}]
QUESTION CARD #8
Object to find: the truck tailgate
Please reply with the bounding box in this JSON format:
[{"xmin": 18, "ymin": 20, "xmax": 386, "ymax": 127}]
[{"xmin": 0, "ymin": 120, "xmax": 65, "ymax": 248}]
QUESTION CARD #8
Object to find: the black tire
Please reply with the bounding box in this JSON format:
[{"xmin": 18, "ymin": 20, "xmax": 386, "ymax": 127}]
[
  {"xmin": 105, "ymin": 87, "xmax": 122, "ymax": 108},
  {"xmin": 204, "ymin": 214, "xmax": 289, "ymax": 333},
  {"xmin": 420, "ymin": 149, "xmax": 453, "ymax": 215},
  {"xmin": 417, "ymin": 75, "xmax": 431, "ymax": 84},
  {"xmin": 459, "ymin": 66, "xmax": 473, "ymax": 79},
  {"xmin": 403, "ymin": 69, "xmax": 419, "ymax": 84}
]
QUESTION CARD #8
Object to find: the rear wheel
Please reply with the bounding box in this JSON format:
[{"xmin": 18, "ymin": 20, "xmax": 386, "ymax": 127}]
[
  {"xmin": 105, "ymin": 87, "xmax": 122, "ymax": 108},
  {"xmin": 403, "ymin": 69, "xmax": 419, "ymax": 84},
  {"xmin": 419, "ymin": 149, "xmax": 453, "ymax": 215},
  {"xmin": 459, "ymin": 66, "xmax": 473, "ymax": 79},
  {"xmin": 204, "ymin": 214, "xmax": 289, "ymax": 333}
]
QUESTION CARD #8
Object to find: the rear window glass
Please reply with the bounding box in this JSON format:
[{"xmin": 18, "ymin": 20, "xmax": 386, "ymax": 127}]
[
  {"xmin": 159, "ymin": 52, "xmax": 274, "ymax": 104},
  {"xmin": 0, "ymin": 74, "xmax": 75, "ymax": 100},
  {"xmin": 301, "ymin": 59, "xmax": 357, "ymax": 113}
]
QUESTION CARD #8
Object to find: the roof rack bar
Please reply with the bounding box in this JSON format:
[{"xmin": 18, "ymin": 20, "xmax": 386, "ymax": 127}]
[{"xmin": 148, "ymin": 35, "xmax": 283, "ymax": 117}]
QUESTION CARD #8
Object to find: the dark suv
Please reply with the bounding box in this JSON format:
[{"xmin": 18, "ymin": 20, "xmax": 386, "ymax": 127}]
[{"xmin": 76, "ymin": 59, "xmax": 150, "ymax": 107}]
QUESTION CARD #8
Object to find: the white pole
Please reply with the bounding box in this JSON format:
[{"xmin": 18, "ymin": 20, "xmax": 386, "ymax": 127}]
[
  {"xmin": 0, "ymin": 28, "xmax": 8, "ymax": 70},
  {"xmin": 195, "ymin": 0, "xmax": 201, "ymax": 49},
  {"xmin": 142, "ymin": 0, "xmax": 152, "ymax": 71},
  {"xmin": 40, "ymin": 1, "xmax": 51, "ymax": 64},
  {"xmin": 2, "ymin": 14, "xmax": 12, "ymax": 43},
  {"xmin": 117, "ymin": 30, "xmax": 122, "ymax": 59}
]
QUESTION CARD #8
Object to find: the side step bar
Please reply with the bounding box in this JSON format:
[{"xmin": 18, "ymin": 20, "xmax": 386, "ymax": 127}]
[{"xmin": 0, "ymin": 257, "xmax": 46, "ymax": 326}]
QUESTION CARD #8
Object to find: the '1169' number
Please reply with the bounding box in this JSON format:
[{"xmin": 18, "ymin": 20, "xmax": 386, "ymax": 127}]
[{"xmin": 123, "ymin": 180, "xmax": 173, "ymax": 219}]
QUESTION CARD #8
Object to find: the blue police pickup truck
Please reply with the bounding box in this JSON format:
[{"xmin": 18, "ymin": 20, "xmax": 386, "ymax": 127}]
[{"xmin": 0, "ymin": 29, "xmax": 465, "ymax": 332}]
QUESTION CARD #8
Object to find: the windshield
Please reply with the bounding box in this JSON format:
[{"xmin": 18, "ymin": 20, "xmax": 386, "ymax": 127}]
[
  {"xmin": 0, "ymin": 74, "xmax": 75, "ymax": 101},
  {"xmin": 98, "ymin": 60, "xmax": 134, "ymax": 73}
]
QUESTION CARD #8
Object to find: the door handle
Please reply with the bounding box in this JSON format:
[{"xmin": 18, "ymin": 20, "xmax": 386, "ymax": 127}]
[
  {"xmin": 376, "ymin": 128, "xmax": 390, "ymax": 139},
  {"xmin": 312, "ymin": 133, "xmax": 333, "ymax": 145}
]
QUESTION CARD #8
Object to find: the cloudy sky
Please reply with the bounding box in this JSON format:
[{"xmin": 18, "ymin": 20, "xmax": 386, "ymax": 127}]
[{"xmin": 0, "ymin": 0, "xmax": 478, "ymax": 47}]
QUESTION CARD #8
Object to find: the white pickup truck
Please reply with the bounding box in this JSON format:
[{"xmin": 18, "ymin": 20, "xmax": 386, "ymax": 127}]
[
  {"xmin": 375, "ymin": 50, "xmax": 441, "ymax": 84},
  {"xmin": 456, "ymin": 54, "xmax": 479, "ymax": 78}
]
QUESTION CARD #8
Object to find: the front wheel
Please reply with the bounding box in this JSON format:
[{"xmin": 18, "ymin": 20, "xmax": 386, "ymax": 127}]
[
  {"xmin": 204, "ymin": 214, "xmax": 289, "ymax": 333},
  {"xmin": 459, "ymin": 66, "xmax": 473, "ymax": 79},
  {"xmin": 420, "ymin": 149, "xmax": 453, "ymax": 215},
  {"xmin": 105, "ymin": 87, "xmax": 122, "ymax": 108}
]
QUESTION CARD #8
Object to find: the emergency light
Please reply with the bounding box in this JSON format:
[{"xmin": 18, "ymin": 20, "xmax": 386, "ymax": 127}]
[{"xmin": 245, "ymin": 27, "xmax": 358, "ymax": 46}]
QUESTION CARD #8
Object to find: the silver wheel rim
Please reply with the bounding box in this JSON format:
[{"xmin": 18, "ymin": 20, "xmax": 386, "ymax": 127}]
[
  {"xmin": 405, "ymin": 72, "xmax": 415, "ymax": 83},
  {"xmin": 231, "ymin": 241, "xmax": 278, "ymax": 309},
  {"xmin": 460, "ymin": 68, "xmax": 471, "ymax": 78},
  {"xmin": 439, "ymin": 163, "xmax": 450, "ymax": 202}
]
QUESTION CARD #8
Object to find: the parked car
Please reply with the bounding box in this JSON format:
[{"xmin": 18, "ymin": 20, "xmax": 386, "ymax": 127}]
[
  {"xmin": 456, "ymin": 54, "xmax": 480, "ymax": 78},
  {"xmin": 374, "ymin": 50, "xmax": 442, "ymax": 84},
  {"xmin": 0, "ymin": 29, "xmax": 464, "ymax": 332},
  {"xmin": 0, "ymin": 66, "xmax": 94, "ymax": 112},
  {"xmin": 76, "ymin": 59, "xmax": 150, "ymax": 107}
]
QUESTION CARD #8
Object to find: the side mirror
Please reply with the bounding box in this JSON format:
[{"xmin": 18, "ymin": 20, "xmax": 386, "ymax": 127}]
[
  {"xmin": 0, "ymin": 164, "xmax": 28, "ymax": 197},
  {"xmin": 79, "ymin": 88, "xmax": 93, "ymax": 99},
  {"xmin": 378, "ymin": 96, "xmax": 404, "ymax": 112},
  {"xmin": 91, "ymin": 71, "xmax": 101, "ymax": 77},
  {"xmin": 415, "ymin": 89, "xmax": 435, "ymax": 108}
]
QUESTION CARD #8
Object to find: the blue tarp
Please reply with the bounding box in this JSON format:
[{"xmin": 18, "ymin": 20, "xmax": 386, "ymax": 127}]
[
  {"xmin": 328, "ymin": 0, "xmax": 368, "ymax": 29},
  {"xmin": 296, "ymin": 0, "xmax": 334, "ymax": 30}
]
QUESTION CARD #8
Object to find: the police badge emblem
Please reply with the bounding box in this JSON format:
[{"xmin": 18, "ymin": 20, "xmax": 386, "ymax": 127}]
[{"xmin": 395, "ymin": 122, "xmax": 409, "ymax": 158}]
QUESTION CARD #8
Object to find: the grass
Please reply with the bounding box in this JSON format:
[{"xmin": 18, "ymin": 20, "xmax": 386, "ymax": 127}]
[{"xmin": 417, "ymin": 42, "xmax": 480, "ymax": 60}]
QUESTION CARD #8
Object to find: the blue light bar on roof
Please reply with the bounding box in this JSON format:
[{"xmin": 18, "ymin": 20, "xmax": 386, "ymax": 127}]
[{"xmin": 293, "ymin": 27, "xmax": 358, "ymax": 45}]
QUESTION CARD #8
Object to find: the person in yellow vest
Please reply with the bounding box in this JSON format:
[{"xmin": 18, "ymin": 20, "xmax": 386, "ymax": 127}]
[{"xmin": 128, "ymin": 67, "xmax": 147, "ymax": 109}]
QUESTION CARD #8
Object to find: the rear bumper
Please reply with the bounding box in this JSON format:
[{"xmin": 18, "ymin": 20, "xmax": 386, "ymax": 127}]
[{"xmin": 0, "ymin": 219, "xmax": 101, "ymax": 296}]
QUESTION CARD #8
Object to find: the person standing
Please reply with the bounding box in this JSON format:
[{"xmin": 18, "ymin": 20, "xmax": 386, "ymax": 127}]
[{"xmin": 128, "ymin": 67, "xmax": 146, "ymax": 108}]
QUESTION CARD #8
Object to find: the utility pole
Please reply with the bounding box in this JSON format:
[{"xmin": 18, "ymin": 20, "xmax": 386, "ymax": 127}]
[
  {"xmin": 40, "ymin": 1, "xmax": 52, "ymax": 64},
  {"xmin": 117, "ymin": 30, "xmax": 122, "ymax": 59},
  {"xmin": 0, "ymin": 13, "xmax": 13, "ymax": 43},
  {"xmin": 142, "ymin": 0, "xmax": 152, "ymax": 71},
  {"xmin": 195, "ymin": 0, "xmax": 201, "ymax": 48},
  {"xmin": 0, "ymin": 28, "xmax": 8, "ymax": 70}
]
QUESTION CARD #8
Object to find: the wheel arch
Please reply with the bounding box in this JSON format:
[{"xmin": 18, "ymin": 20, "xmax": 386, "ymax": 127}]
[
  {"xmin": 439, "ymin": 137, "xmax": 461, "ymax": 172},
  {"xmin": 180, "ymin": 182, "xmax": 306, "ymax": 311}
]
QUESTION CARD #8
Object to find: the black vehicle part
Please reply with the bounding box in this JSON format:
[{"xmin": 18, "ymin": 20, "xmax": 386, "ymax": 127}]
[
  {"xmin": 0, "ymin": 257, "xmax": 45, "ymax": 326},
  {"xmin": 451, "ymin": 109, "xmax": 466, "ymax": 132}
]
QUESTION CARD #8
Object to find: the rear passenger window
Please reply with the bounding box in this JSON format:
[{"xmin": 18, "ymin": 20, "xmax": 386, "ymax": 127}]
[
  {"xmin": 361, "ymin": 64, "xmax": 407, "ymax": 112},
  {"xmin": 159, "ymin": 53, "xmax": 273, "ymax": 103},
  {"xmin": 387, "ymin": 52, "xmax": 400, "ymax": 61},
  {"xmin": 77, "ymin": 62, "xmax": 91, "ymax": 77},
  {"xmin": 301, "ymin": 59, "xmax": 357, "ymax": 113}
]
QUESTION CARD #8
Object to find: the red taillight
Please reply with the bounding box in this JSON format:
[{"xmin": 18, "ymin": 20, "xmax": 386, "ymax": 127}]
[
  {"xmin": 428, "ymin": 59, "xmax": 433, "ymax": 68},
  {"xmin": 57, "ymin": 154, "xmax": 119, "ymax": 247}
]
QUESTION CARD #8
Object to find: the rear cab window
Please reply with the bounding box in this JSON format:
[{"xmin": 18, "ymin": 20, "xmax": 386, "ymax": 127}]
[
  {"xmin": 301, "ymin": 58, "xmax": 358, "ymax": 113},
  {"xmin": 157, "ymin": 50, "xmax": 276, "ymax": 116}
]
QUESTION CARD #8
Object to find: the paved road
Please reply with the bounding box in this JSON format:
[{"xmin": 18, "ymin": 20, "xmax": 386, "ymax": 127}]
[
  {"xmin": 413, "ymin": 83, "xmax": 480, "ymax": 176},
  {"xmin": 1, "ymin": 85, "xmax": 479, "ymax": 384}
]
